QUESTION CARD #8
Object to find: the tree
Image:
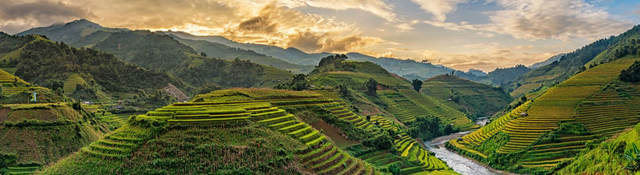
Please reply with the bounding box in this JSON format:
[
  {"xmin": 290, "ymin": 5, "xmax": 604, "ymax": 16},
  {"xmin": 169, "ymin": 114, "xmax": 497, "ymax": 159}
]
[
  {"xmin": 411, "ymin": 79, "xmax": 423, "ymax": 92},
  {"xmin": 275, "ymin": 74, "xmax": 310, "ymax": 91},
  {"xmin": 365, "ymin": 78, "xmax": 378, "ymax": 96},
  {"xmin": 318, "ymin": 54, "xmax": 347, "ymax": 67},
  {"xmin": 621, "ymin": 61, "xmax": 640, "ymax": 82},
  {"xmin": 290, "ymin": 74, "xmax": 310, "ymax": 91}
]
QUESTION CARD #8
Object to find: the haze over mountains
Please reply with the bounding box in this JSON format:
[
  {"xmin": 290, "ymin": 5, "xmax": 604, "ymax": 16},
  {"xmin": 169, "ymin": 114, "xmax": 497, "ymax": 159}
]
[{"xmin": 20, "ymin": 19, "xmax": 557, "ymax": 86}]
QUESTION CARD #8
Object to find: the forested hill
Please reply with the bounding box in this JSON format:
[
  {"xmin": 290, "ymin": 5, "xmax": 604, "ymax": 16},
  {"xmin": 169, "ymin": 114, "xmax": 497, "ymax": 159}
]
[
  {"xmin": 18, "ymin": 20, "xmax": 308, "ymax": 73},
  {"xmin": 0, "ymin": 33, "xmax": 184, "ymax": 108},
  {"xmin": 18, "ymin": 20, "xmax": 293, "ymax": 91}
]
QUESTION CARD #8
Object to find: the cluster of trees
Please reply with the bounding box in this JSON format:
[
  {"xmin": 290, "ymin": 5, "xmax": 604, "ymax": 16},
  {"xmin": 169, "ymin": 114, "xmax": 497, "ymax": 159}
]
[
  {"xmin": 620, "ymin": 61, "xmax": 640, "ymax": 82},
  {"xmin": 311, "ymin": 54, "xmax": 355, "ymax": 74},
  {"xmin": 16, "ymin": 40, "xmax": 176, "ymax": 94},
  {"xmin": 275, "ymin": 74, "xmax": 310, "ymax": 91},
  {"xmin": 406, "ymin": 115, "xmax": 457, "ymax": 141}
]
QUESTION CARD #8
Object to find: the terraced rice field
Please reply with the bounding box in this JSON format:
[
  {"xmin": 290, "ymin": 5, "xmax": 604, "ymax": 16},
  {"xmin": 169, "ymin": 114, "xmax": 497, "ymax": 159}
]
[
  {"xmin": 322, "ymin": 102, "xmax": 375, "ymax": 130},
  {"xmin": 380, "ymin": 92, "xmax": 427, "ymax": 123},
  {"xmin": 394, "ymin": 135, "xmax": 448, "ymax": 172},
  {"xmin": 140, "ymin": 96, "xmax": 376, "ymax": 174},
  {"xmin": 451, "ymin": 57, "xmax": 640, "ymax": 170},
  {"xmin": 81, "ymin": 126, "xmax": 152, "ymax": 159},
  {"xmin": 1, "ymin": 86, "xmax": 30, "ymax": 96},
  {"xmin": 248, "ymin": 99, "xmax": 376, "ymax": 175},
  {"xmin": 380, "ymin": 90, "xmax": 472, "ymax": 129},
  {"xmin": 5, "ymin": 165, "xmax": 39, "ymax": 175}
]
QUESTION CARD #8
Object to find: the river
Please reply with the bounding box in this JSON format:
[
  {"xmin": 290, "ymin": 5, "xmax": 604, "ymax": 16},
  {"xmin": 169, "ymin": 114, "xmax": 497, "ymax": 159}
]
[{"xmin": 423, "ymin": 121, "xmax": 512, "ymax": 175}]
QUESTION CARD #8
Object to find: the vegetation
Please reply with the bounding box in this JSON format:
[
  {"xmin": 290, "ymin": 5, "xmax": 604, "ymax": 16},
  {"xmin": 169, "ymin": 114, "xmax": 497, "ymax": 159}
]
[
  {"xmin": 17, "ymin": 20, "xmax": 294, "ymax": 92},
  {"xmin": 407, "ymin": 115, "xmax": 457, "ymax": 141},
  {"xmin": 620, "ymin": 61, "xmax": 640, "ymax": 82},
  {"xmin": 421, "ymin": 74, "xmax": 512, "ymax": 120},
  {"xmin": 275, "ymin": 74, "xmax": 310, "ymax": 91},
  {"xmin": 411, "ymin": 79, "xmax": 422, "ymax": 92}
]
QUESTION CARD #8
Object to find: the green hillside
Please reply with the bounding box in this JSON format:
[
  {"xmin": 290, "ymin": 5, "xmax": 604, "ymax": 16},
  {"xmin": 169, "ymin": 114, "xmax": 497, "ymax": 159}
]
[
  {"xmin": 40, "ymin": 88, "xmax": 457, "ymax": 175},
  {"xmin": 0, "ymin": 33, "xmax": 184, "ymax": 111},
  {"xmin": 0, "ymin": 70, "xmax": 111, "ymax": 175},
  {"xmin": 557, "ymin": 122, "xmax": 640, "ymax": 175},
  {"xmin": 449, "ymin": 56, "xmax": 640, "ymax": 174},
  {"xmin": 19, "ymin": 20, "xmax": 301, "ymax": 78},
  {"xmin": 507, "ymin": 33, "xmax": 618, "ymax": 97},
  {"xmin": 307, "ymin": 55, "xmax": 473, "ymax": 132},
  {"xmin": 421, "ymin": 74, "xmax": 513, "ymax": 120}
]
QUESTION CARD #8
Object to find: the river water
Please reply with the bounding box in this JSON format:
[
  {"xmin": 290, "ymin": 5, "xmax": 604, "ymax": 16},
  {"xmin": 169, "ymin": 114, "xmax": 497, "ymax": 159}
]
[{"xmin": 423, "ymin": 117, "xmax": 509, "ymax": 175}]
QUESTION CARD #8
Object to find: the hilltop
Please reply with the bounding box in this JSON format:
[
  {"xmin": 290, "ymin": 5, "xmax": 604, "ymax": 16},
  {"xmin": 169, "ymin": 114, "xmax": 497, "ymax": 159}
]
[
  {"xmin": 421, "ymin": 74, "xmax": 513, "ymax": 120},
  {"xmin": 40, "ymin": 88, "xmax": 457, "ymax": 175}
]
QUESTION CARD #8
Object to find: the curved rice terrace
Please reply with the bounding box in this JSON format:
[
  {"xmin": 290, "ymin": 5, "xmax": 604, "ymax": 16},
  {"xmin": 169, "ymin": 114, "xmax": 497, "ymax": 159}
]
[
  {"xmin": 39, "ymin": 88, "xmax": 457, "ymax": 175},
  {"xmin": 449, "ymin": 57, "xmax": 640, "ymax": 173}
]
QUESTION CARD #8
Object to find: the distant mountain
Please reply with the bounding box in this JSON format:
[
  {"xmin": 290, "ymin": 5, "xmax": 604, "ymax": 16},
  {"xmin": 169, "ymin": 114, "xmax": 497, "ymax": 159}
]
[
  {"xmin": 467, "ymin": 69, "xmax": 487, "ymax": 77},
  {"xmin": 167, "ymin": 31, "xmax": 487, "ymax": 82},
  {"xmin": 487, "ymin": 65, "xmax": 530, "ymax": 86},
  {"xmin": 167, "ymin": 31, "xmax": 330, "ymax": 66},
  {"xmin": 170, "ymin": 35, "xmax": 313, "ymax": 73},
  {"xmin": 17, "ymin": 20, "xmax": 293, "ymax": 91},
  {"xmin": 421, "ymin": 74, "xmax": 512, "ymax": 119},
  {"xmin": 529, "ymin": 53, "xmax": 565, "ymax": 69}
]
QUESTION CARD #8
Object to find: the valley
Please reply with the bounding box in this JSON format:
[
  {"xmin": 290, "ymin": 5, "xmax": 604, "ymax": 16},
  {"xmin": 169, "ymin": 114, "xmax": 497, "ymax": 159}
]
[{"xmin": 2, "ymin": 1, "xmax": 640, "ymax": 174}]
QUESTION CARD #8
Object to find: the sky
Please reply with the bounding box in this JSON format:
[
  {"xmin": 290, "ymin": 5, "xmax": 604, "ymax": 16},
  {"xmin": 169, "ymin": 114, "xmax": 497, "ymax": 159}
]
[{"xmin": 1, "ymin": 0, "xmax": 639, "ymax": 71}]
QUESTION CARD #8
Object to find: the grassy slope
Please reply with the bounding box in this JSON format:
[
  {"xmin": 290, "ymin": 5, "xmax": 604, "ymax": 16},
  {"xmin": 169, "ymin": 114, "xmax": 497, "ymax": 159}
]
[
  {"xmin": 0, "ymin": 71, "xmax": 108, "ymax": 174},
  {"xmin": 421, "ymin": 75, "xmax": 512, "ymax": 119},
  {"xmin": 450, "ymin": 57, "xmax": 640, "ymax": 174},
  {"xmin": 309, "ymin": 61, "xmax": 473, "ymax": 130},
  {"xmin": 558, "ymin": 123, "xmax": 640, "ymax": 175}
]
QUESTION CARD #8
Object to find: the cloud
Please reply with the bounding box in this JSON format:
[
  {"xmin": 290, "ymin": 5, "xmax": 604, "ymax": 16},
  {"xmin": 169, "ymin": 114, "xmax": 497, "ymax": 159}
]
[
  {"xmin": 410, "ymin": 0, "xmax": 467, "ymax": 21},
  {"xmin": 488, "ymin": 0, "xmax": 630, "ymax": 40},
  {"xmin": 424, "ymin": 44, "xmax": 558, "ymax": 71},
  {"xmin": 277, "ymin": 0, "xmax": 396, "ymax": 21},
  {"xmin": 423, "ymin": 0, "xmax": 631, "ymax": 40},
  {"xmin": 0, "ymin": 0, "xmax": 92, "ymax": 33}
]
